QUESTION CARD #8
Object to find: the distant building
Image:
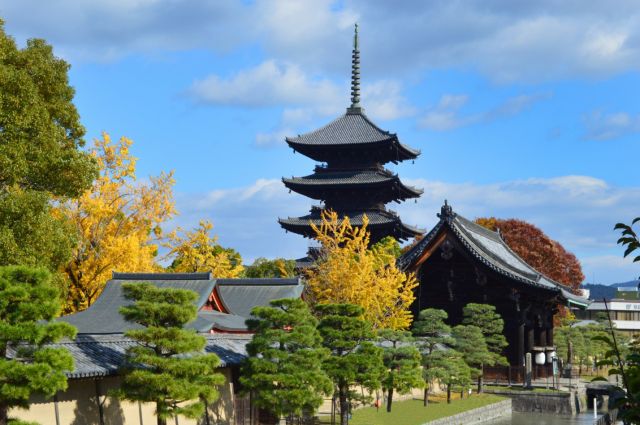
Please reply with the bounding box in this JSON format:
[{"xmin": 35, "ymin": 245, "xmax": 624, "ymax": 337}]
[{"xmin": 574, "ymin": 299, "xmax": 640, "ymax": 337}]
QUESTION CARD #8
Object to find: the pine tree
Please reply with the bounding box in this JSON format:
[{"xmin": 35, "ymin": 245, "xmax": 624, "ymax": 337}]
[
  {"xmin": 377, "ymin": 329, "xmax": 423, "ymax": 412},
  {"xmin": 316, "ymin": 304, "xmax": 385, "ymax": 425},
  {"xmin": 116, "ymin": 283, "xmax": 224, "ymax": 425},
  {"xmin": 412, "ymin": 308, "xmax": 454, "ymax": 406},
  {"xmin": 430, "ymin": 350, "xmax": 472, "ymax": 404},
  {"xmin": 241, "ymin": 298, "xmax": 332, "ymax": 420},
  {"xmin": 451, "ymin": 325, "xmax": 493, "ymax": 393},
  {"xmin": 0, "ymin": 266, "xmax": 76, "ymax": 425},
  {"xmin": 462, "ymin": 303, "xmax": 508, "ymax": 366}
]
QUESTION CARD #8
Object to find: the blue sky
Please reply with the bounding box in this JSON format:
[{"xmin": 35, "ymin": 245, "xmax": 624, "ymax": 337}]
[{"xmin": 2, "ymin": 0, "xmax": 640, "ymax": 284}]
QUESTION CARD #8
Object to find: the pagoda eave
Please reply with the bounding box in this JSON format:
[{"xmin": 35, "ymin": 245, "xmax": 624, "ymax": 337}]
[{"xmin": 287, "ymin": 138, "xmax": 418, "ymax": 164}]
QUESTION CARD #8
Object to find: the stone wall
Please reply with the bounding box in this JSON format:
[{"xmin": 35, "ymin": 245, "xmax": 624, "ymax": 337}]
[
  {"xmin": 421, "ymin": 399, "xmax": 512, "ymax": 425},
  {"xmin": 485, "ymin": 390, "xmax": 575, "ymax": 415}
]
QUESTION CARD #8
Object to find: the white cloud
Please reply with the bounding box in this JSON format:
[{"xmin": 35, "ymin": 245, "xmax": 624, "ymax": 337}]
[
  {"xmin": 7, "ymin": 1, "xmax": 640, "ymax": 80},
  {"xmin": 175, "ymin": 174, "xmax": 640, "ymax": 284},
  {"xmin": 419, "ymin": 92, "xmax": 550, "ymax": 131},
  {"xmin": 584, "ymin": 111, "xmax": 640, "ymax": 140},
  {"xmin": 189, "ymin": 60, "xmax": 342, "ymax": 108}
]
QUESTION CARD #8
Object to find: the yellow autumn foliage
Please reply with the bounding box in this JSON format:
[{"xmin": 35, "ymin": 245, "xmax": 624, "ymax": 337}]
[
  {"xmin": 304, "ymin": 210, "xmax": 418, "ymax": 330},
  {"xmin": 167, "ymin": 220, "xmax": 244, "ymax": 277},
  {"xmin": 55, "ymin": 133, "xmax": 176, "ymax": 312}
]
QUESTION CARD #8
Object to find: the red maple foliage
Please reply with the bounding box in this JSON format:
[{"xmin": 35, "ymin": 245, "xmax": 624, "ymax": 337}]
[{"xmin": 475, "ymin": 217, "xmax": 585, "ymax": 293}]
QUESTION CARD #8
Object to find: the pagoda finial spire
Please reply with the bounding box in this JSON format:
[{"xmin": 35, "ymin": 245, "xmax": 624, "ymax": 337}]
[{"xmin": 349, "ymin": 23, "xmax": 361, "ymax": 111}]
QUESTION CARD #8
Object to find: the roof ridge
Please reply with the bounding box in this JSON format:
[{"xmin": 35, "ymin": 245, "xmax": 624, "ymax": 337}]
[{"xmin": 112, "ymin": 272, "xmax": 212, "ymax": 281}]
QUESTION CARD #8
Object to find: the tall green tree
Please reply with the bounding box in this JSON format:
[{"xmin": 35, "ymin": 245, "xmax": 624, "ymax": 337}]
[
  {"xmin": 0, "ymin": 266, "xmax": 76, "ymax": 425},
  {"xmin": 316, "ymin": 304, "xmax": 385, "ymax": 425},
  {"xmin": 0, "ymin": 20, "xmax": 97, "ymax": 275},
  {"xmin": 117, "ymin": 283, "xmax": 223, "ymax": 425},
  {"xmin": 462, "ymin": 303, "xmax": 508, "ymax": 366},
  {"xmin": 412, "ymin": 308, "xmax": 453, "ymax": 406},
  {"xmin": 377, "ymin": 329, "xmax": 423, "ymax": 412},
  {"xmin": 240, "ymin": 298, "xmax": 332, "ymax": 420},
  {"xmin": 451, "ymin": 325, "xmax": 493, "ymax": 393}
]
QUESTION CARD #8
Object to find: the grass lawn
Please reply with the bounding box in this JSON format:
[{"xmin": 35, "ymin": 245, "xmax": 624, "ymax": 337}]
[{"xmin": 319, "ymin": 393, "xmax": 505, "ymax": 425}]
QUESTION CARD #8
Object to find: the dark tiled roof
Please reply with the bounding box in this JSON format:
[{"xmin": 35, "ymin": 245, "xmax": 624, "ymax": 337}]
[
  {"xmin": 398, "ymin": 204, "xmax": 590, "ymax": 308},
  {"xmin": 8, "ymin": 334, "xmax": 251, "ymax": 379},
  {"xmin": 278, "ymin": 209, "xmax": 423, "ymax": 242},
  {"xmin": 59, "ymin": 274, "xmax": 306, "ymax": 334},
  {"xmin": 282, "ymin": 170, "xmax": 423, "ymax": 197},
  {"xmin": 285, "ymin": 111, "xmax": 419, "ymax": 161},
  {"xmin": 216, "ymin": 278, "xmax": 304, "ymax": 318},
  {"xmin": 59, "ymin": 275, "xmax": 216, "ymax": 335},
  {"xmin": 287, "ymin": 112, "xmax": 393, "ymax": 146},
  {"xmin": 284, "ymin": 170, "xmax": 394, "ymax": 185}
]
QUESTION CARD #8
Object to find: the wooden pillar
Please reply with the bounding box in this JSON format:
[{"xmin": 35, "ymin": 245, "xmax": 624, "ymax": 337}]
[
  {"xmin": 547, "ymin": 327, "xmax": 554, "ymax": 346},
  {"xmin": 539, "ymin": 328, "xmax": 547, "ymax": 347},
  {"xmin": 526, "ymin": 327, "xmax": 535, "ymax": 352},
  {"xmin": 518, "ymin": 323, "xmax": 525, "ymax": 366}
]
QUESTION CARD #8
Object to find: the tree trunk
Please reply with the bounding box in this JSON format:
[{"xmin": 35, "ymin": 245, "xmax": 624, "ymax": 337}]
[
  {"xmin": 339, "ymin": 386, "xmax": 349, "ymax": 425},
  {"xmin": 0, "ymin": 404, "xmax": 8, "ymax": 425},
  {"xmin": 477, "ymin": 375, "xmax": 483, "ymax": 394},
  {"xmin": 447, "ymin": 384, "xmax": 451, "ymax": 404},
  {"xmin": 156, "ymin": 401, "xmax": 167, "ymax": 425},
  {"xmin": 460, "ymin": 389, "xmax": 464, "ymax": 399},
  {"xmin": 423, "ymin": 387, "xmax": 429, "ymax": 407},
  {"xmin": 386, "ymin": 387, "xmax": 394, "ymax": 412}
]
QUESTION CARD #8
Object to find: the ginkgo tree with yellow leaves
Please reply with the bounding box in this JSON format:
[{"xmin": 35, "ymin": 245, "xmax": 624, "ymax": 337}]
[
  {"xmin": 55, "ymin": 133, "xmax": 177, "ymax": 312},
  {"xmin": 167, "ymin": 220, "xmax": 244, "ymax": 277},
  {"xmin": 304, "ymin": 210, "xmax": 417, "ymax": 330}
]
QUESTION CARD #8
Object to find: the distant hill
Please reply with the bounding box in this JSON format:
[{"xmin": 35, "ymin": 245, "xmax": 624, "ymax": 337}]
[
  {"xmin": 609, "ymin": 279, "xmax": 640, "ymax": 288},
  {"xmin": 581, "ymin": 279, "xmax": 640, "ymax": 300},
  {"xmin": 582, "ymin": 284, "xmax": 617, "ymax": 301}
]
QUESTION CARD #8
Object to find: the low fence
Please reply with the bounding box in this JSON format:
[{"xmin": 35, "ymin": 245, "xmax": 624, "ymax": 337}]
[{"xmin": 483, "ymin": 365, "xmax": 579, "ymax": 386}]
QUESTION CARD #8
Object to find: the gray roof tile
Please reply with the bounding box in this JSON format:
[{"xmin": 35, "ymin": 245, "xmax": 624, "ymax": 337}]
[
  {"xmin": 8, "ymin": 334, "xmax": 252, "ymax": 379},
  {"xmin": 398, "ymin": 205, "xmax": 590, "ymax": 308}
]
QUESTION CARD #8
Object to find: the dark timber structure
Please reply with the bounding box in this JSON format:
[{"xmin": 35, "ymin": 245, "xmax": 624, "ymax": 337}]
[
  {"xmin": 278, "ymin": 24, "xmax": 423, "ymax": 244},
  {"xmin": 398, "ymin": 202, "xmax": 589, "ymax": 366}
]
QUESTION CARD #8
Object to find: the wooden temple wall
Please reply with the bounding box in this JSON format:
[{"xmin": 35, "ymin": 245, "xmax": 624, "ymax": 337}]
[{"xmin": 412, "ymin": 236, "xmax": 559, "ymax": 366}]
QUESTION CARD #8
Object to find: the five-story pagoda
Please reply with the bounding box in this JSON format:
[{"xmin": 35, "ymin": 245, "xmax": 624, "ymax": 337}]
[{"xmin": 278, "ymin": 25, "xmax": 423, "ymax": 244}]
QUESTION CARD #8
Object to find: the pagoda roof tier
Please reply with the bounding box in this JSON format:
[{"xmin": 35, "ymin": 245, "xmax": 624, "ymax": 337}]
[
  {"xmin": 282, "ymin": 170, "xmax": 423, "ymax": 202},
  {"xmin": 278, "ymin": 208, "xmax": 424, "ymax": 242},
  {"xmin": 286, "ymin": 111, "xmax": 419, "ymax": 164}
]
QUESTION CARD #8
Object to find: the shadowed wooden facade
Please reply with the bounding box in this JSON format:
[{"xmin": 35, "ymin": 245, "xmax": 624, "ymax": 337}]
[{"xmin": 399, "ymin": 202, "xmax": 589, "ymax": 365}]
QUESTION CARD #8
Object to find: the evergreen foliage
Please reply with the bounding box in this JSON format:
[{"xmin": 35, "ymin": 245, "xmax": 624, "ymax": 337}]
[
  {"xmin": 377, "ymin": 329, "xmax": 423, "ymax": 412},
  {"xmin": 316, "ymin": 304, "xmax": 385, "ymax": 425},
  {"xmin": 451, "ymin": 325, "xmax": 493, "ymax": 393},
  {"xmin": 117, "ymin": 283, "xmax": 223, "ymax": 425},
  {"xmin": 430, "ymin": 350, "xmax": 472, "ymax": 404},
  {"xmin": 412, "ymin": 308, "xmax": 453, "ymax": 406},
  {"xmin": 244, "ymin": 257, "xmax": 296, "ymax": 278},
  {"xmin": 462, "ymin": 303, "xmax": 508, "ymax": 366},
  {"xmin": 0, "ymin": 21, "xmax": 97, "ymax": 275},
  {"xmin": 0, "ymin": 266, "xmax": 76, "ymax": 425},
  {"xmin": 241, "ymin": 298, "xmax": 332, "ymax": 419}
]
